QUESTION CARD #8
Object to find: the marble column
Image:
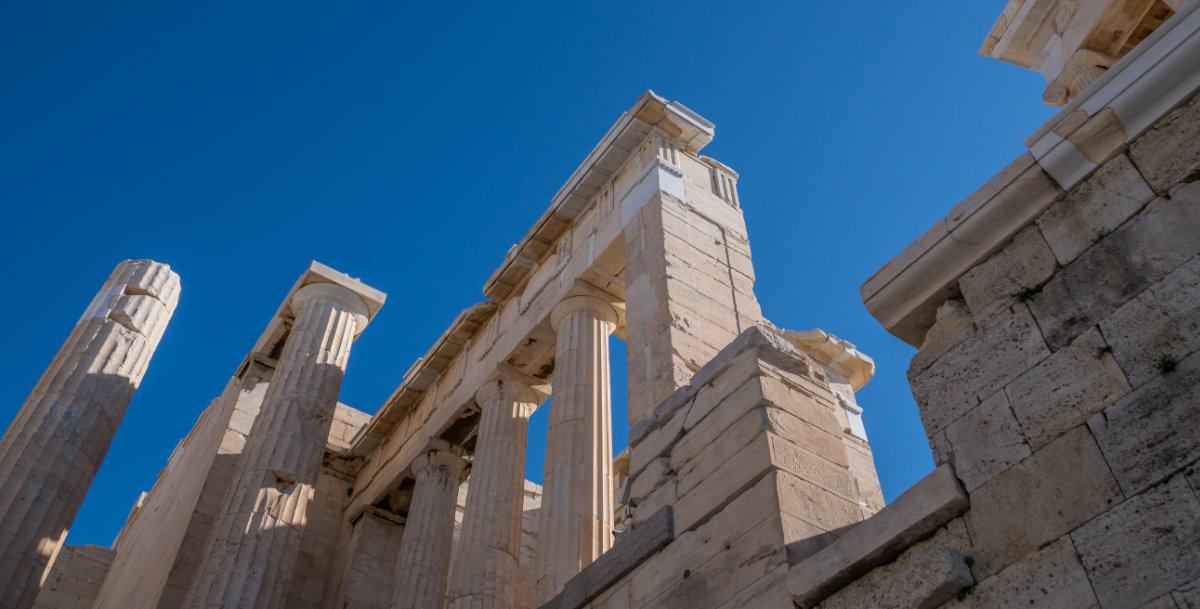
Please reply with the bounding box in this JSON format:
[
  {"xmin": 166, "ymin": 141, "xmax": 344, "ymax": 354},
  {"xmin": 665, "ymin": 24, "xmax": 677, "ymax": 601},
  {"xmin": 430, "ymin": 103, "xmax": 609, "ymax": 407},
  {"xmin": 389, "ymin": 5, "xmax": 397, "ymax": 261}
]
[
  {"xmin": 183, "ymin": 282, "xmax": 368, "ymax": 609},
  {"xmin": 533, "ymin": 295, "xmax": 618, "ymax": 604},
  {"xmin": 448, "ymin": 373, "xmax": 547, "ymax": 609},
  {"xmin": 390, "ymin": 449, "xmax": 468, "ymax": 609},
  {"xmin": 0, "ymin": 259, "xmax": 179, "ymax": 609}
]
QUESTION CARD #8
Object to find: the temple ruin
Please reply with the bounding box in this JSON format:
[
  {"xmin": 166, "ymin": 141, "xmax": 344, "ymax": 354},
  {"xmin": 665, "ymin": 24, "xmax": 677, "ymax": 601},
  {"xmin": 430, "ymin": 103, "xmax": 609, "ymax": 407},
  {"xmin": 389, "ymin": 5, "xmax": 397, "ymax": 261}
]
[{"xmin": 2, "ymin": 1, "xmax": 1198, "ymax": 607}]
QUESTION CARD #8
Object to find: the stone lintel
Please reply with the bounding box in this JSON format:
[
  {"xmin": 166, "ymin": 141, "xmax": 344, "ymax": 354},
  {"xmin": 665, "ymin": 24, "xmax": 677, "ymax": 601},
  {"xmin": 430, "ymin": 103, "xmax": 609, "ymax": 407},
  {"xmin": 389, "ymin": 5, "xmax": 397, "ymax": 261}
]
[
  {"xmin": 483, "ymin": 91, "xmax": 714, "ymax": 302},
  {"xmin": 859, "ymin": 153, "xmax": 1062, "ymax": 346},
  {"xmin": 535, "ymin": 507, "xmax": 674, "ymax": 609},
  {"xmin": 781, "ymin": 327, "xmax": 875, "ymax": 390},
  {"xmin": 787, "ymin": 465, "xmax": 970, "ymax": 608}
]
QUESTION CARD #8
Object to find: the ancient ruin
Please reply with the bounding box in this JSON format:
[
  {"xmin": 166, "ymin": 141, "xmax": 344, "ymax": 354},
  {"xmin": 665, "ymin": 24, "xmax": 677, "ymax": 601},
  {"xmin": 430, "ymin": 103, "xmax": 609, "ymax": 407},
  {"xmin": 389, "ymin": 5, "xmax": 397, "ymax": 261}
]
[{"xmin": 3, "ymin": 0, "xmax": 1198, "ymax": 607}]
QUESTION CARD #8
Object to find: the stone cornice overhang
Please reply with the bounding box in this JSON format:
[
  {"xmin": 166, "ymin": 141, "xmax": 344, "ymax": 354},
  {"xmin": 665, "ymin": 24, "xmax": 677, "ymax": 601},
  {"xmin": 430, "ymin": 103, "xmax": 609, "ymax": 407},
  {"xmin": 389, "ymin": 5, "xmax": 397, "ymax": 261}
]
[
  {"xmin": 350, "ymin": 92, "xmax": 715, "ymax": 455},
  {"xmin": 861, "ymin": 2, "xmax": 1200, "ymax": 347}
]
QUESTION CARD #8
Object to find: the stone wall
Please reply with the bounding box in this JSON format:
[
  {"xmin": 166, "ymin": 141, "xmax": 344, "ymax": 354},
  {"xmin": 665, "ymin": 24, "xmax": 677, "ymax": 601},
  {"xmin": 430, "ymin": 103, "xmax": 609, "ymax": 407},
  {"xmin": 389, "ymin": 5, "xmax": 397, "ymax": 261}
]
[
  {"xmin": 795, "ymin": 81, "xmax": 1200, "ymax": 609},
  {"xmin": 535, "ymin": 327, "xmax": 885, "ymax": 609},
  {"xmin": 32, "ymin": 545, "xmax": 115, "ymax": 609}
]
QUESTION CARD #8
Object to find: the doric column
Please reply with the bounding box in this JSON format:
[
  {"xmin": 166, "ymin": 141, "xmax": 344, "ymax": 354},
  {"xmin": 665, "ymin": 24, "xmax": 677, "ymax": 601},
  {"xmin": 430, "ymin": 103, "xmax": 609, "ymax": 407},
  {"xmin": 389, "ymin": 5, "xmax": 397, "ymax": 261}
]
[
  {"xmin": 533, "ymin": 295, "xmax": 618, "ymax": 603},
  {"xmin": 183, "ymin": 282, "xmax": 369, "ymax": 609},
  {"xmin": 390, "ymin": 449, "xmax": 468, "ymax": 609},
  {"xmin": 448, "ymin": 372, "xmax": 548, "ymax": 609},
  {"xmin": 0, "ymin": 259, "xmax": 179, "ymax": 609}
]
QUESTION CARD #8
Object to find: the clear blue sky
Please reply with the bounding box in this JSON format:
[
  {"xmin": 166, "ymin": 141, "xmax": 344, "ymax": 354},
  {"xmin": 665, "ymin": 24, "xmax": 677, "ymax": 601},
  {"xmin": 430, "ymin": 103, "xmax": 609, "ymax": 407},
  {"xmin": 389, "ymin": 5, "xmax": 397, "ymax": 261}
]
[{"xmin": 0, "ymin": 2, "xmax": 1056, "ymax": 547}]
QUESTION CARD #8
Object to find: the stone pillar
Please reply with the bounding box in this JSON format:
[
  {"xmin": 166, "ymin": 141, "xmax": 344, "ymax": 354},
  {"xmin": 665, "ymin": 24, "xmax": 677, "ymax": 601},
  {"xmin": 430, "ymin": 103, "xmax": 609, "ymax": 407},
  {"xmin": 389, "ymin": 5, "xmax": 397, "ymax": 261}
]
[
  {"xmin": 448, "ymin": 374, "xmax": 547, "ymax": 609},
  {"xmin": 183, "ymin": 282, "xmax": 368, "ymax": 609},
  {"xmin": 390, "ymin": 450, "xmax": 468, "ymax": 609},
  {"xmin": 0, "ymin": 259, "xmax": 179, "ymax": 609},
  {"xmin": 533, "ymin": 295, "xmax": 618, "ymax": 604}
]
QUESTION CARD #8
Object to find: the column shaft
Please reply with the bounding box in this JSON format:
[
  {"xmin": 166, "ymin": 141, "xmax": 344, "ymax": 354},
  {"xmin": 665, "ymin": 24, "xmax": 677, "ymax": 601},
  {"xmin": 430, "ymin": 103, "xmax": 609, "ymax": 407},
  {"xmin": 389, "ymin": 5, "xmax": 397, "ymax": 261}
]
[
  {"xmin": 448, "ymin": 380, "xmax": 541, "ymax": 609},
  {"xmin": 0, "ymin": 260, "xmax": 179, "ymax": 609},
  {"xmin": 533, "ymin": 296, "xmax": 616, "ymax": 603},
  {"xmin": 391, "ymin": 451, "xmax": 467, "ymax": 609},
  {"xmin": 183, "ymin": 283, "xmax": 365, "ymax": 609}
]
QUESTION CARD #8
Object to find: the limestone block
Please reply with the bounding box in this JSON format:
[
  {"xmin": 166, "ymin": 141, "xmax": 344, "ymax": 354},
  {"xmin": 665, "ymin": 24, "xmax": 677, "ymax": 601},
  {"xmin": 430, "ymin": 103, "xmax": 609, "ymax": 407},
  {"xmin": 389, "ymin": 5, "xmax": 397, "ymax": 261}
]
[
  {"xmin": 656, "ymin": 514, "xmax": 787, "ymax": 609},
  {"xmin": 1029, "ymin": 182, "xmax": 1200, "ymax": 349},
  {"xmin": 629, "ymin": 404, "xmax": 686, "ymax": 482},
  {"xmin": 954, "ymin": 538, "xmax": 1099, "ymax": 609},
  {"xmin": 937, "ymin": 391, "xmax": 1030, "ymax": 491},
  {"xmin": 959, "ymin": 224, "xmax": 1058, "ymax": 324},
  {"xmin": 787, "ymin": 465, "xmax": 968, "ymax": 608},
  {"xmin": 711, "ymin": 564, "xmax": 792, "ymax": 609},
  {"xmin": 1072, "ymin": 474, "xmax": 1200, "ymax": 609},
  {"xmin": 1176, "ymin": 577, "xmax": 1200, "ymax": 609},
  {"xmin": 966, "ymin": 426, "xmax": 1122, "ymax": 578},
  {"xmin": 1129, "ymin": 92, "xmax": 1200, "ymax": 194},
  {"xmin": 1037, "ymin": 154, "xmax": 1156, "ymax": 265},
  {"xmin": 1137, "ymin": 595, "xmax": 1182, "ymax": 609},
  {"xmin": 909, "ymin": 299, "xmax": 976, "ymax": 377},
  {"xmin": 629, "ymin": 457, "xmax": 671, "ymax": 504},
  {"xmin": 1089, "ymin": 351, "xmax": 1200, "ymax": 496},
  {"xmin": 820, "ymin": 546, "xmax": 972, "ymax": 609},
  {"xmin": 910, "ymin": 306, "xmax": 1050, "ymax": 436},
  {"xmin": 1005, "ymin": 327, "xmax": 1130, "ymax": 450},
  {"xmin": 1100, "ymin": 254, "xmax": 1200, "ymax": 388}
]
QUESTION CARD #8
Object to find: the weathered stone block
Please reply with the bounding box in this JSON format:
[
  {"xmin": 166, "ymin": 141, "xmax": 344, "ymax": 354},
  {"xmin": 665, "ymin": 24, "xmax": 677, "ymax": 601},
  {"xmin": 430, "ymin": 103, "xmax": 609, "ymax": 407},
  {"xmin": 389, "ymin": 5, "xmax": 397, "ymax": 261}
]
[
  {"xmin": 1129, "ymin": 92, "xmax": 1200, "ymax": 195},
  {"xmin": 1100, "ymin": 254, "xmax": 1200, "ymax": 388},
  {"xmin": 966, "ymin": 425, "xmax": 1122, "ymax": 578},
  {"xmin": 909, "ymin": 299, "xmax": 976, "ymax": 377},
  {"xmin": 1136, "ymin": 595, "xmax": 1182, "ymax": 609},
  {"xmin": 787, "ymin": 465, "xmax": 968, "ymax": 608},
  {"xmin": 1175, "ymin": 577, "xmax": 1200, "ymax": 609},
  {"xmin": 1073, "ymin": 474, "xmax": 1200, "ymax": 609},
  {"xmin": 1089, "ymin": 350, "xmax": 1200, "ymax": 496},
  {"xmin": 955, "ymin": 538, "xmax": 1099, "ymax": 609},
  {"xmin": 959, "ymin": 224, "xmax": 1058, "ymax": 324},
  {"xmin": 938, "ymin": 391, "xmax": 1030, "ymax": 491},
  {"xmin": 910, "ymin": 306, "xmax": 1050, "ymax": 436},
  {"xmin": 1037, "ymin": 154, "xmax": 1156, "ymax": 265},
  {"xmin": 1028, "ymin": 182, "xmax": 1200, "ymax": 350},
  {"xmin": 1005, "ymin": 327, "xmax": 1130, "ymax": 450},
  {"xmin": 820, "ymin": 546, "xmax": 972, "ymax": 609}
]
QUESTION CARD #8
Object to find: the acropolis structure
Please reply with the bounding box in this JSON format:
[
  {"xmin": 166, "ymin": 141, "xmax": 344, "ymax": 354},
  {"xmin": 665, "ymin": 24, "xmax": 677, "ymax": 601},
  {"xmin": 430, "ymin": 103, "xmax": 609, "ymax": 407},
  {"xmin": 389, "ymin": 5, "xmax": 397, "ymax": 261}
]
[{"xmin": 6, "ymin": 1, "xmax": 1200, "ymax": 608}]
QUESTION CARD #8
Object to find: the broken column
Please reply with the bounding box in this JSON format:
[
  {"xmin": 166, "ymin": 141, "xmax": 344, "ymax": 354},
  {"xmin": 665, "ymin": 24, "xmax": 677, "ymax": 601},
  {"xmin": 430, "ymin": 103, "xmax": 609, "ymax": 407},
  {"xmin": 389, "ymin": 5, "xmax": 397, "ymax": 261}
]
[
  {"xmin": 390, "ymin": 449, "xmax": 468, "ymax": 609},
  {"xmin": 533, "ymin": 295, "xmax": 618, "ymax": 604},
  {"xmin": 183, "ymin": 280, "xmax": 373, "ymax": 609},
  {"xmin": 447, "ymin": 372, "xmax": 548, "ymax": 609},
  {"xmin": 0, "ymin": 259, "xmax": 180, "ymax": 609}
]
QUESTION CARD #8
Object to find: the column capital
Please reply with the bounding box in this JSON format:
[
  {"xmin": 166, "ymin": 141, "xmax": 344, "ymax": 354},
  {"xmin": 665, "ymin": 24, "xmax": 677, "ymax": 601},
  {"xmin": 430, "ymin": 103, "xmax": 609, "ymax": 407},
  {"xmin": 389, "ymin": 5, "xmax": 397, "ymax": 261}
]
[
  {"xmin": 412, "ymin": 449, "xmax": 468, "ymax": 482},
  {"xmin": 475, "ymin": 364, "xmax": 551, "ymax": 408},
  {"xmin": 289, "ymin": 283, "xmax": 370, "ymax": 331},
  {"xmin": 551, "ymin": 294, "xmax": 618, "ymax": 329}
]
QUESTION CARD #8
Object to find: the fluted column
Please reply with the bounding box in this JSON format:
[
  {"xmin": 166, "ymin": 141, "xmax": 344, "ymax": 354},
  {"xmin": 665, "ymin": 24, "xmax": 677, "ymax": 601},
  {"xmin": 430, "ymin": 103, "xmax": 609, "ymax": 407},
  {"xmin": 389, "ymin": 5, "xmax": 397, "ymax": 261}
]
[
  {"xmin": 533, "ymin": 295, "xmax": 618, "ymax": 603},
  {"xmin": 390, "ymin": 450, "xmax": 468, "ymax": 609},
  {"xmin": 183, "ymin": 282, "xmax": 368, "ymax": 609},
  {"xmin": 448, "ymin": 374, "xmax": 547, "ymax": 609},
  {"xmin": 0, "ymin": 260, "xmax": 179, "ymax": 609}
]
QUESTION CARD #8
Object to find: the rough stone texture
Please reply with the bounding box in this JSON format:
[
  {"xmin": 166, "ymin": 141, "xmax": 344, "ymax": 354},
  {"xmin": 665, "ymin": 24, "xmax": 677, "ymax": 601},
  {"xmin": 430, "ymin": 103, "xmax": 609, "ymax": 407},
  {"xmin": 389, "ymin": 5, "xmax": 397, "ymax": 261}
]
[
  {"xmin": 909, "ymin": 299, "xmax": 976, "ymax": 377},
  {"xmin": 820, "ymin": 545, "xmax": 972, "ymax": 609},
  {"xmin": 0, "ymin": 260, "xmax": 179, "ymax": 609},
  {"xmin": 1101, "ymin": 254, "xmax": 1200, "ymax": 388},
  {"xmin": 953, "ymin": 538, "xmax": 1100, "ymax": 609},
  {"xmin": 958, "ymin": 224, "xmax": 1058, "ymax": 324},
  {"xmin": 966, "ymin": 425, "xmax": 1123, "ymax": 578},
  {"xmin": 1089, "ymin": 350, "xmax": 1200, "ymax": 496},
  {"xmin": 1037, "ymin": 154, "xmax": 1156, "ymax": 265},
  {"xmin": 1073, "ymin": 474, "xmax": 1200, "ymax": 609},
  {"xmin": 787, "ymin": 465, "xmax": 968, "ymax": 608},
  {"xmin": 1028, "ymin": 181, "xmax": 1200, "ymax": 350},
  {"xmin": 1129, "ymin": 91, "xmax": 1200, "ymax": 195},
  {"xmin": 325, "ymin": 509, "xmax": 403, "ymax": 609},
  {"xmin": 934, "ymin": 391, "xmax": 1029, "ymax": 491},
  {"xmin": 910, "ymin": 305, "xmax": 1050, "ymax": 436},
  {"xmin": 32, "ymin": 544, "xmax": 115, "ymax": 609},
  {"xmin": 1004, "ymin": 327, "xmax": 1131, "ymax": 450}
]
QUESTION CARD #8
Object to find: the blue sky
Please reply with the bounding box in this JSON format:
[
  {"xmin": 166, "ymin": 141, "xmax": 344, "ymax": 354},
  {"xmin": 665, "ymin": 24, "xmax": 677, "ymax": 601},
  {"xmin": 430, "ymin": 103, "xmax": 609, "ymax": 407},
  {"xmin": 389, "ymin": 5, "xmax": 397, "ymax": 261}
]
[{"xmin": 0, "ymin": 2, "xmax": 1056, "ymax": 547}]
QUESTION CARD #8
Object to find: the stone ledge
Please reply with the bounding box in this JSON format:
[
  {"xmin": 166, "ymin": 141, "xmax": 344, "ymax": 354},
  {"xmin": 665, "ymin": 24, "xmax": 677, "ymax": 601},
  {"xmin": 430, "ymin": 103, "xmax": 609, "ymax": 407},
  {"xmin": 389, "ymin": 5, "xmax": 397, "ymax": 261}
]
[
  {"xmin": 786, "ymin": 464, "xmax": 970, "ymax": 608},
  {"xmin": 536, "ymin": 506, "xmax": 674, "ymax": 609}
]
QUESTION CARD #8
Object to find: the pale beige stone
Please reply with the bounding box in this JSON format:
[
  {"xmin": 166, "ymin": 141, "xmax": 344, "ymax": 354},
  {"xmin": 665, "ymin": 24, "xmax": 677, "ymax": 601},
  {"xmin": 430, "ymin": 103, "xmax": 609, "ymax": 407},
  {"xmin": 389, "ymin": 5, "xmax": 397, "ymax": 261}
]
[
  {"xmin": 820, "ymin": 546, "xmax": 973, "ymax": 609},
  {"xmin": 966, "ymin": 425, "xmax": 1123, "ymax": 578},
  {"xmin": 937, "ymin": 391, "xmax": 1030, "ymax": 491},
  {"xmin": 955, "ymin": 537, "xmax": 1099, "ymax": 609},
  {"xmin": 1037, "ymin": 154, "xmax": 1156, "ymax": 265},
  {"xmin": 0, "ymin": 260, "xmax": 179, "ymax": 609},
  {"xmin": 391, "ymin": 450, "xmax": 468, "ymax": 609},
  {"xmin": 1073, "ymin": 474, "xmax": 1200, "ymax": 609},
  {"xmin": 1130, "ymin": 91, "xmax": 1200, "ymax": 194},
  {"xmin": 958, "ymin": 224, "xmax": 1058, "ymax": 324},
  {"xmin": 1005, "ymin": 327, "xmax": 1130, "ymax": 450},
  {"xmin": 909, "ymin": 299, "xmax": 976, "ymax": 377},
  {"xmin": 32, "ymin": 544, "xmax": 115, "ymax": 609}
]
